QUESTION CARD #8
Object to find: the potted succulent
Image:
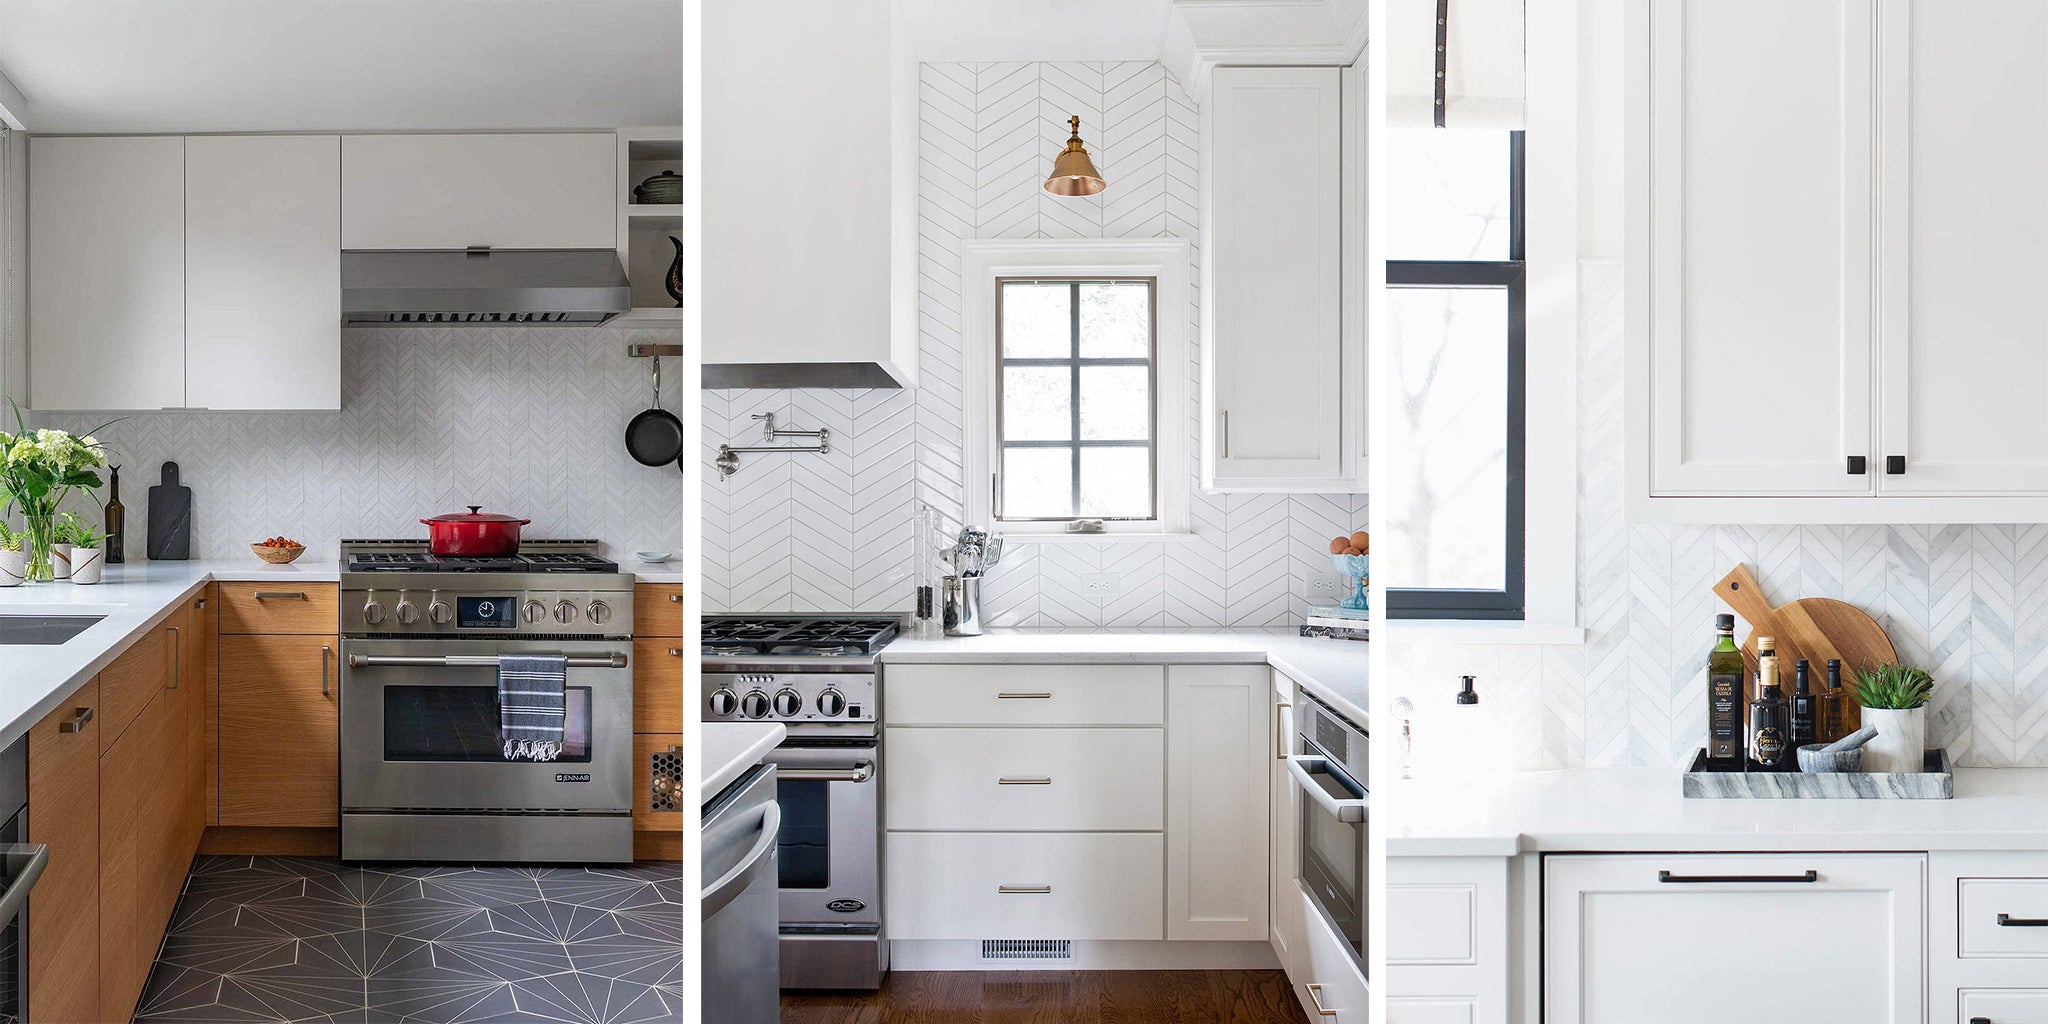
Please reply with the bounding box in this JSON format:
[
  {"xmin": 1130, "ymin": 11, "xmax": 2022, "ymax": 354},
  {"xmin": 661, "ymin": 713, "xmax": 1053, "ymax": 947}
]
[
  {"xmin": 0, "ymin": 522, "xmax": 23, "ymax": 587},
  {"xmin": 1852, "ymin": 664, "xmax": 1934, "ymax": 773},
  {"xmin": 0, "ymin": 405, "xmax": 109, "ymax": 582},
  {"xmin": 60, "ymin": 514, "xmax": 104, "ymax": 585}
]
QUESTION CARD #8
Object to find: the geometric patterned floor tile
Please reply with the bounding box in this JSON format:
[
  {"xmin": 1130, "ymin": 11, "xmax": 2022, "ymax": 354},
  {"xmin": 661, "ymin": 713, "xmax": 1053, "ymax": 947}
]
[{"xmin": 134, "ymin": 856, "xmax": 684, "ymax": 1024}]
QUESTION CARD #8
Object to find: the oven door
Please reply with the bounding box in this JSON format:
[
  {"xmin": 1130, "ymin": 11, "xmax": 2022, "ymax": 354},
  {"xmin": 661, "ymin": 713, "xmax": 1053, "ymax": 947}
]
[
  {"xmin": 1291, "ymin": 750, "xmax": 1368, "ymax": 968},
  {"xmin": 767, "ymin": 743, "xmax": 879, "ymax": 930},
  {"xmin": 339, "ymin": 638, "xmax": 633, "ymax": 814}
]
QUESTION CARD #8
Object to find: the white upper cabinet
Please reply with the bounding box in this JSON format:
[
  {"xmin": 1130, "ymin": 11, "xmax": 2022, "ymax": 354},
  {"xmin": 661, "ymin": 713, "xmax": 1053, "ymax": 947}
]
[
  {"xmin": 1204, "ymin": 65, "xmax": 1359, "ymax": 491},
  {"xmin": 1632, "ymin": 0, "xmax": 2048, "ymax": 521},
  {"xmin": 186, "ymin": 135, "xmax": 340, "ymax": 410},
  {"xmin": 340, "ymin": 133, "xmax": 615, "ymax": 250},
  {"xmin": 30, "ymin": 136, "xmax": 188, "ymax": 411}
]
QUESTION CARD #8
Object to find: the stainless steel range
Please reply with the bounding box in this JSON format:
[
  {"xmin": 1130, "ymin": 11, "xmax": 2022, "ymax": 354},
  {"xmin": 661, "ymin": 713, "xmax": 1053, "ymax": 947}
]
[
  {"xmin": 338, "ymin": 539, "xmax": 636, "ymax": 864},
  {"xmin": 703, "ymin": 614, "xmax": 899, "ymax": 990}
]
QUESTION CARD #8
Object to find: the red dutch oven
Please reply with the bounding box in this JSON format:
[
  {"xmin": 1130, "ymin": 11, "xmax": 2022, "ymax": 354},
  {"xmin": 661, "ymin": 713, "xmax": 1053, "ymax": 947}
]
[{"xmin": 421, "ymin": 506, "xmax": 531, "ymax": 557}]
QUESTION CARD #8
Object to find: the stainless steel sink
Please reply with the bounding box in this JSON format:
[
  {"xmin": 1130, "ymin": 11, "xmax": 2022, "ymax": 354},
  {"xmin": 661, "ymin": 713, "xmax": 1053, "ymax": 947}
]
[{"xmin": 0, "ymin": 615, "xmax": 105, "ymax": 645}]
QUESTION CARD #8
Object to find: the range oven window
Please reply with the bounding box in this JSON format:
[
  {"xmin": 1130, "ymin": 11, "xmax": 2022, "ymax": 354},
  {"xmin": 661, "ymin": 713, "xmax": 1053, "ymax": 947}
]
[
  {"xmin": 778, "ymin": 780, "xmax": 831, "ymax": 889},
  {"xmin": 382, "ymin": 685, "xmax": 593, "ymax": 762}
]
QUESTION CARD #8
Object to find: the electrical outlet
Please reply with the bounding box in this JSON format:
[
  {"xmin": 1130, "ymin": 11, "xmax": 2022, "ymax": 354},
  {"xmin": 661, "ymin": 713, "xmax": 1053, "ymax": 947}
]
[
  {"xmin": 1081, "ymin": 572, "xmax": 1120, "ymax": 599},
  {"xmin": 1307, "ymin": 573, "xmax": 1349, "ymax": 600}
]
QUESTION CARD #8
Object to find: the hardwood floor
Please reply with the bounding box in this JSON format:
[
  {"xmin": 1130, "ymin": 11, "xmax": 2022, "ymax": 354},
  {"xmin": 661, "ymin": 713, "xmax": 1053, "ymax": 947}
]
[{"xmin": 781, "ymin": 970, "xmax": 1310, "ymax": 1024}]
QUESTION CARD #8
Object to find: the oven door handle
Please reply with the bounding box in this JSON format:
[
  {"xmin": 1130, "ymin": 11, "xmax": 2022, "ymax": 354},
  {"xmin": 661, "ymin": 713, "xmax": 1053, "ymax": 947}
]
[
  {"xmin": 1287, "ymin": 754, "xmax": 1369, "ymax": 823},
  {"xmin": 0, "ymin": 843, "xmax": 49, "ymax": 925},
  {"xmin": 775, "ymin": 761, "xmax": 875, "ymax": 783},
  {"xmin": 345, "ymin": 653, "xmax": 628, "ymax": 669},
  {"xmin": 701, "ymin": 803, "xmax": 780, "ymax": 920}
]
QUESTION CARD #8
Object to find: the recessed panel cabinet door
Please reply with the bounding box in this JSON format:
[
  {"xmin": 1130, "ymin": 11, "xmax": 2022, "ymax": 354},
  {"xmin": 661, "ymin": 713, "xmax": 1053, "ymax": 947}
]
[
  {"xmin": 1640, "ymin": 0, "xmax": 1875, "ymax": 495},
  {"xmin": 341, "ymin": 133, "xmax": 615, "ymax": 250}
]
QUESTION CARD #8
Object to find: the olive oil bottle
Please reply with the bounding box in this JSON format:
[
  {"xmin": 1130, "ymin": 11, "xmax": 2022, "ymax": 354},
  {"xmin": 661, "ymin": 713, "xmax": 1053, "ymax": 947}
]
[
  {"xmin": 1819, "ymin": 659, "xmax": 1846, "ymax": 744},
  {"xmin": 1748, "ymin": 637, "xmax": 1793, "ymax": 772},
  {"xmin": 1790, "ymin": 659, "xmax": 1817, "ymax": 755},
  {"xmin": 1706, "ymin": 614, "xmax": 1745, "ymax": 769}
]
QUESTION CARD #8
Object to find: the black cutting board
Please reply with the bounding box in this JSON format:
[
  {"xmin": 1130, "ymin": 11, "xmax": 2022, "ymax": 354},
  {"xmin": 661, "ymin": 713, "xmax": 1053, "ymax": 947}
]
[{"xmin": 146, "ymin": 461, "xmax": 191, "ymax": 560}]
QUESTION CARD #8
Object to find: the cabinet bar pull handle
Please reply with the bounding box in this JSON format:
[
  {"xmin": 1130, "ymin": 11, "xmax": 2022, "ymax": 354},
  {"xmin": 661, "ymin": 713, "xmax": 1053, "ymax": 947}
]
[
  {"xmin": 668, "ymin": 647, "xmax": 683, "ymax": 657},
  {"xmin": 1846, "ymin": 455, "xmax": 1867, "ymax": 475},
  {"xmin": 321, "ymin": 645, "xmax": 332, "ymax": 697},
  {"xmin": 1657, "ymin": 870, "xmax": 1817, "ymax": 884},
  {"xmin": 1276, "ymin": 699, "xmax": 1293, "ymax": 760},
  {"xmin": 668, "ymin": 593, "xmax": 682, "ymax": 603},
  {"xmin": 997, "ymin": 776, "xmax": 1052, "ymax": 785},
  {"xmin": 1220, "ymin": 410, "xmax": 1230, "ymax": 459},
  {"xmin": 1997, "ymin": 913, "xmax": 2048, "ymax": 927},
  {"xmin": 1305, "ymin": 983, "xmax": 1340, "ymax": 1017},
  {"xmin": 996, "ymin": 692, "xmax": 1052, "ymax": 699},
  {"xmin": 166, "ymin": 626, "xmax": 180, "ymax": 689},
  {"xmin": 997, "ymin": 885, "xmax": 1051, "ymax": 894},
  {"xmin": 252, "ymin": 591, "xmax": 308, "ymax": 600},
  {"xmin": 57, "ymin": 707, "xmax": 94, "ymax": 733},
  {"xmin": 1971, "ymin": 1018, "xmax": 1990, "ymax": 1024},
  {"xmin": 1886, "ymin": 455, "xmax": 1906, "ymax": 474}
]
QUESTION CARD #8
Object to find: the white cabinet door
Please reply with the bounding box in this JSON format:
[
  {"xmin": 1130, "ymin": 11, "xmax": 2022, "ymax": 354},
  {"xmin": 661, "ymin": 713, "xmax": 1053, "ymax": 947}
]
[
  {"xmin": 1544, "ymin": 853, "xmax": 1925, "ymax": 1022},
  {"xmin": 29, "ymin": 136, "xmax": 186, "ymax": 411},
  {"xmin": 186, "ymin": 135, "xmax": 340, "ymax": 410},
  {"xmin": 340, "ymin": 134, "xmax": 614, "ymax": 250},
  {"xmin": 1636, "ymin": 0, "xmax": 1875, "ymax": 496},
  {"xmin": 1270, "ymin": 673, "xmax": 1302, "ymax": 976},
  {"xmin": 1164, "ymin": 665, "xmax": 1268, "ymax": 941},
  {"xmin": 1960, "ymin": 990, "xmax": 2048, "ymax": 1023},
  {"xmin": 1297, "ymin": 882, "xmax": 1370, "ymax": 1024},
  {"xmin": 1205, "ymin": 66, "xmax": 1348, "ymax": 490}
]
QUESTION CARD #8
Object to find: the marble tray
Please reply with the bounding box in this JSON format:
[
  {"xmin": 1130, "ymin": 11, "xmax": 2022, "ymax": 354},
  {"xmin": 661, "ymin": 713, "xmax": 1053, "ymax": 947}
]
[{"xmin": 1681, "ymin": 748, "xmax": 1953, "ymax": 799}]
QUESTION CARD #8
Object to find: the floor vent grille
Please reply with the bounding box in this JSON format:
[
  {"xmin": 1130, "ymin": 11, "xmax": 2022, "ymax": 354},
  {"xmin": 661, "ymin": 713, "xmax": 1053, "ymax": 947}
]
[{"xmin": 980, "ymin": 939, "xmax": 1073, "ymax": 960}]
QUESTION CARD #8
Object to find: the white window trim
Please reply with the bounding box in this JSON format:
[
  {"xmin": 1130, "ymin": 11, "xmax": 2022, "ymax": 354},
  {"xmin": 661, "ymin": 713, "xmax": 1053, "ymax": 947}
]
[
  {"xmin": 962, "ymin": 237, "xmax": 1194, "ymax": 538},
  {"xmin": 1375, "ymin": 0, "xmax": 1583, "ymax": 643}
]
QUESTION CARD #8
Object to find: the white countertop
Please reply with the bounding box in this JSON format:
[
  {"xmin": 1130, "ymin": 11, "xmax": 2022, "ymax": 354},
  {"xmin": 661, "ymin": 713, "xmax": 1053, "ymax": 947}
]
[
  {"xmin": 879, "ymin": 628, "xmax": 1369, "ymax": 727},
  {"xmin": 702, "ymin": 722, "xmax": 785, "ymax": 803},
  {"xmin": 1383, "ymin": 766, "xmax": 2048, "ymax": 856}
]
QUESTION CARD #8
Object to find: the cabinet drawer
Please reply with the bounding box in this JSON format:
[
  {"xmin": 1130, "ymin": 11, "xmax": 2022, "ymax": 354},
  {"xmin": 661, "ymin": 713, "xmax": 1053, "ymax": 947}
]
[
  {"xmin": 1960, "ymin": 878, "xmax": 2048, "ymax": 958},
  {"xmin": 883, "ymin": 664, "xmax": 1163, "ymax": 726},
  {"xmin": 634, "ymin": 584, "xmax": 683, "ymax": 638},
  {"xmin": 633, "ymin": 638, "xmax": 683, "ymax": 733},
  {"xmin": 884, "ymin": 832, "xmax": 1162, "ymax": 940},
  {"xmin": 1298, "ymin": 882, "xmax": 1371, "ymax": 1023},
  {"xmin": 884, "ymin": 728, "xmax": 1163, "ymax": 831},
  {"xmin": 1961, "ymin": 989, "xmax": 2048, "ymax": 1023},
  {"xmin": 216, "ymin": 583, "xmax": 337, "ymax": 634}
]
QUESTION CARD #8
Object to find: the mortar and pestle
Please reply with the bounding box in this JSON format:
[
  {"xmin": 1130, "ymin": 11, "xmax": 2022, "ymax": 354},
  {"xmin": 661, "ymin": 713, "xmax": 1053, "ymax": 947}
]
[{"xmin": 1796, "ymin": 726, "xmax": 1878, "ymax": 773}]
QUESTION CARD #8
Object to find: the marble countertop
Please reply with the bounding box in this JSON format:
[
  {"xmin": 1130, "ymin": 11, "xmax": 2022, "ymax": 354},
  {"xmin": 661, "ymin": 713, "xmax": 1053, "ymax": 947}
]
[
  {"xmin": 1383, "ymin": 766, "xmax": 2048, "ymax": 856},
  {"xmin": 879, "ymin": 628, "xmax": 1369, "ymax": 727},
  {"xmin": 702, "ymin": 722, "xmax": 785, "ymax": 803}
]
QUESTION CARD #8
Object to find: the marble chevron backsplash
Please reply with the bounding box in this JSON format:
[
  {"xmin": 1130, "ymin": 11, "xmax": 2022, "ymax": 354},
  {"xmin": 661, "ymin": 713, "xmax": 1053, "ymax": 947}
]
[
  {"xmin": 1390, "ymin": 262, "xmax": 2048, "ymax": 770},
  {"xmin": 36, "ymin": 325, "xmax": 684, "ymax": 563},
  {"xmin": 701, "ymin": 61, "xmax": 1368, "ymax": 625}
]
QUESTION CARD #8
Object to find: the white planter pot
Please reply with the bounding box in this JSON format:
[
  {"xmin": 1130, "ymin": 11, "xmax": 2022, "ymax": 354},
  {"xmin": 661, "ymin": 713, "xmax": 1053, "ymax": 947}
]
[
  {"xmin": 1861, "ymin": 706, "xmax": 1928, "ymax": 773},
  {"xmin": 69, "ymin": 547, "xmax": 103, "ymax": 585},
  {"xmin": 51, "ymin": 543, "xmax": 72, "ymax": 580},
  {"xmin": 0, "ymin": 549, "xmax": 23, "ymax": 587}
]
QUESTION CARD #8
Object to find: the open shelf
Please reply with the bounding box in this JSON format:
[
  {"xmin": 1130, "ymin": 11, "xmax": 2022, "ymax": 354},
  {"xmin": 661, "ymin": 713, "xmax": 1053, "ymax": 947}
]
[
  {"xmin": 614, "ymin": 127, "xmax": 683, "ymax": 328},
  {"xmin": 623, "ymin": 203, "xmax": 683, "ymax": 218}
]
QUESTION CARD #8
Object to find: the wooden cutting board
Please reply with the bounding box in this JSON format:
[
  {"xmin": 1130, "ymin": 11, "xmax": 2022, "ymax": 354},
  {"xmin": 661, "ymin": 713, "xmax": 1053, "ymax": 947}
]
[{"xmin": 1711, "ymin": 564, "xmax": 1899, "ymax": 733}]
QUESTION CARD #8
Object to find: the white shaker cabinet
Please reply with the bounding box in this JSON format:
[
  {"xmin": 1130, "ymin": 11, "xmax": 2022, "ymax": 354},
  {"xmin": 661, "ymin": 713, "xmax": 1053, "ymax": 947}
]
[
  {"xmin": 1203, "ymin": 65, "xmax": 1362, "ymax": 492},
  {"xmin": 1543, "ymin": 853, "xmax": 1925, "ymax": 1022},
  {"xmin": 29, "ymin": 136, "xmax": 188, "ymax": 411},
  {"xmin": 1165, "ymin": 665, "xmax": 1270, "ymax": 941},
  {"xmin": 340, "ymin": 133, "xmax": 615, "ymax": 250},
  {"xmin": 186, "ymin": 135, "xmax": 340, "ymax": 410},
  {"xmin": 1269, "ymin": 672, "xmax": 1304, "ymax": 980},
  {"xmin": 1296, "ymin": 883, "xmax": 1370, "ymax": 1024}
]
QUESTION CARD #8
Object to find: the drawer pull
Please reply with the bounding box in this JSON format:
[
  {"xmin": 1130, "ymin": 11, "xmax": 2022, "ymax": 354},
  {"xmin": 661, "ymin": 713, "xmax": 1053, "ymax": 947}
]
[
  {"xmin": 668, "ymin": 593, "xmax": 682, "ymax": 603},
  {"xmin": 1996, "ymin": 913, "xmax": 2048, "ymax": 927},
  {"xmin": 321, "ymin": 645, "xmax": 332, "ymax": 697},
  {"xmin": 1305, "ymin": 983, "xmax": 1340, "ymax": 1017},
  {"xmin": 668, "ymin": 646, "xmax": 683, "ymax": 657},
  {"xmin": 1971, "ymin": 1018, "xmax": 1990, "ymax": 1024},
  {"xmin": 57, "ymin": 707, "xmax": 94, "ymax": 733},
  {"xmin": 996, "ymin": 692, "xmax": 1052, "ymax": 699},
  {"xmin": 1658, "ymin": 870, "xmax": 1817, "ymax": 884},
  {"xmin": 997, "ymin": 776, "xmax": 1052, "ymax": 786},
  {"xmin": 252, "ymin": 591, "xmax": 308, "ymax": 600},
  {"xmin": 997, "ymin": 885, "xmax": 1051, "ymax": 894},
  {"xmin": 167, "ymin": 625, "xmax": 180, "ymax": 689}
]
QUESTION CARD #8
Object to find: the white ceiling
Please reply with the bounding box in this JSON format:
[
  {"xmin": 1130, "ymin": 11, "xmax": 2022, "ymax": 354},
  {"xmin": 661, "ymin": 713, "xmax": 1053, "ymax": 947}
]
[
  {"xmin": 899, "ymin": 0, "xmax": 1172, "ymax": 62},
  {"xmin": 0, "ymin": 0, "xmax": 682, "ymax": 132}
]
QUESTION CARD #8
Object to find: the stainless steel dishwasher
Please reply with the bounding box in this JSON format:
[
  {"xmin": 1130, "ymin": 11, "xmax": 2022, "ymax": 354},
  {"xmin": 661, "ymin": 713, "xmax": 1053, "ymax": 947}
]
[{"xmin": 702, "ymin": 762, "xmax": 780, "ymax": 1024}]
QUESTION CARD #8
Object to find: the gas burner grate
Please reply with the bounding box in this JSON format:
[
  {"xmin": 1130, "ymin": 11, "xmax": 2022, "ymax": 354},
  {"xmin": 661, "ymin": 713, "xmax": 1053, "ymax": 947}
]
[{"xmin": 701, "ymin": 616, "xmax": 901, "ymax": 656}]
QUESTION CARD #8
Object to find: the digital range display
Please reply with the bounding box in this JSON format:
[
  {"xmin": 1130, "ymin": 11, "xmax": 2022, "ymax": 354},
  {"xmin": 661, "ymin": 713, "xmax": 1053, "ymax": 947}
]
[{"xmin": 458, "ymin": 596, "xmax": 517, "ymax": 629}]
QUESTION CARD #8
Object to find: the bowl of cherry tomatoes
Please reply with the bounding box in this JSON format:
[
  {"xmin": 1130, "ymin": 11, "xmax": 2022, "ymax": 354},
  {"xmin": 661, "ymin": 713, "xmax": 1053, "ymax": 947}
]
[{"xmin": 251, "ymin": 536, "xmax": 306, "ymax": 564}]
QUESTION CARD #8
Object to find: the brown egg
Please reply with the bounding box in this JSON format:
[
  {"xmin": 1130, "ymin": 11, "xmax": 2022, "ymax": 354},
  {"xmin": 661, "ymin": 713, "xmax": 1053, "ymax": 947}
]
[
  {"xmin": 1343, "ymin": 546, "xmax": 1362, "ymax": 556},
  {"xmin": 1349, "ymin": 531, "xmax": 1369, "ymax": 551},
  {"xmin": 1328, "ymin": 536, "xmax": 1349, "ymax": 554}
]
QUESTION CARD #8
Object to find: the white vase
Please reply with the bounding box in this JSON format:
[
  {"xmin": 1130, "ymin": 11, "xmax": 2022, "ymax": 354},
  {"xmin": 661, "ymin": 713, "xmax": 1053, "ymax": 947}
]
[
  {"xmin": 1861, "ymin": 706, "xmax": 1927, "ymax": 773},
  {"xmin": 51, "ymin": 542, "xmax": 72, "ymax": 580},
  {"xmin": 0, "ymin": 549, "xmax": 23, "ymax": 587},
  {"xmin": 69, "ymin": 546, "xmax": 103, "ymax": 585}
]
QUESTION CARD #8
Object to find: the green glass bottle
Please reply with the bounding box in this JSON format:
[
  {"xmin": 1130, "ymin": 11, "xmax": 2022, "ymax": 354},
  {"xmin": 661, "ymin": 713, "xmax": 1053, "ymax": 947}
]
[{"xmin": 1706, "ymin": 614, "xmax": 1745, "ymax": 769}]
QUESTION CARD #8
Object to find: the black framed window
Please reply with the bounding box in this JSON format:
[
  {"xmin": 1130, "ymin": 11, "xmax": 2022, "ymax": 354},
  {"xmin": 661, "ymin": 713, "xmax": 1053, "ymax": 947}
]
[{"xmin": 1384, "ymin": 131, "xmax": 1526, "ymax": 620}]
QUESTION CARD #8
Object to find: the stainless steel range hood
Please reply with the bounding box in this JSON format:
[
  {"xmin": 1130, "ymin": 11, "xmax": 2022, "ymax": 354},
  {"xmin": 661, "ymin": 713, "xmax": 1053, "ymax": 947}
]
[{"xmin": 342, "ymin": 249, "xmax": 631, "ymax": 325}]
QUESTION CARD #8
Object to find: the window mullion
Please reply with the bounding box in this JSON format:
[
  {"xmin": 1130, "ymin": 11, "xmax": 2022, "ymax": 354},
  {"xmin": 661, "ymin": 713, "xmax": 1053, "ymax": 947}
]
[{"xmin": 1069, "ymin": 281, "xmax": 1083, "ymax": 518}]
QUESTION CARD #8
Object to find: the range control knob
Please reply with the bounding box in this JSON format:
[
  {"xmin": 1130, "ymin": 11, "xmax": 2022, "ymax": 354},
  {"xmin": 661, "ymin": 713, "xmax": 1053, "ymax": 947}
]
[
  {"xmin": 708, "ymin": 689, "xmax": 739, "ymax": 716},
  {"xmin": 361, "ymin": 600, "xmax": 387, "ymax": 626},
  {"xmin": 523, "ymin": 599, "xmax": 548, "ymax": 624},
  {"xmin": 553, "ymin": 600, "xmax": 577, "ymax": 624},
  {"xmin": 817, "ymin": 689, "xmax": 847, "ymax": 717},
  {"xmin": 394, "ymin": 600, "xmax": 420, "ymax": 625},
  {"xmin": 740, "ymin": 690, "xmax": 771, "ymax": 720},
  {"xmin": 586, "ymin": 600, "xmax": 612, "ymax": 625},
  {"xmin": 773, "ymin": 688, "xmax": 803, "ymax": 717},
  {"xmin": 428, "ymin": 599, "xmax": 453, "ymax": 624}
]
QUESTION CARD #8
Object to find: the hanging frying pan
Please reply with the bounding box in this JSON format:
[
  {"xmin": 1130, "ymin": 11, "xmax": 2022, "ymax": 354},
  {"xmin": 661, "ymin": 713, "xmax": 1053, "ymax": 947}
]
[{"xmin": 626, "ymin": 355, "xmax": 684, "ymax": 467}]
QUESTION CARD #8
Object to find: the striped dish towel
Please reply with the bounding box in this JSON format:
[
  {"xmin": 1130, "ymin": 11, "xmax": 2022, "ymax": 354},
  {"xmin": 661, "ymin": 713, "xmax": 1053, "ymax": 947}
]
[{"xmin": 499, "ymin": 654, "xmax": 569, "ymax": 762}]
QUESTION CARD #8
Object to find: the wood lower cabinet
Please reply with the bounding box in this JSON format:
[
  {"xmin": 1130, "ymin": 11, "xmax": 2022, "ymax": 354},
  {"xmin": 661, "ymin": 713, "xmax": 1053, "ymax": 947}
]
[
  {"xmin": 632, "ymin": 584, "xmax": 682, "ymax": 861},
  {"xmin": 633, "ymin": 637, "xmax": 682, "ymax": 734},
  {"xmin": 634, "ymin": 583, "xmax": 683, "ymax": 639},
  {"xmin": 218, "ymin": 633, "xmax": 337, "ymax": 827},
  {"xmin": 27, "ymin": 684, "xmax": 99, "ymax": 1024}
]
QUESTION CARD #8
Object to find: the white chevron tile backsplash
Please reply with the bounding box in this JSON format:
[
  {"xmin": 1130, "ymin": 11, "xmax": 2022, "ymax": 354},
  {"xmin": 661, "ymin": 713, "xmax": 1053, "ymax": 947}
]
[
  {"xmin": 36, "ymin": 325, "xmax": 684, "ymax": 563},
  {"xmin": 703, "ymin": 61, "xmax": 1368, "ymax": 625},
  {"xmin": 1391, "ymin": 260, "xmax": 2048, "ymax": 770}
]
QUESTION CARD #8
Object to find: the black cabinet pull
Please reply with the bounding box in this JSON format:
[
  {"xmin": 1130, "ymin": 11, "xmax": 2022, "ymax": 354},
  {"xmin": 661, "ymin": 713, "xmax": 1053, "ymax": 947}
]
[
  {"xmin": 1847, "ymin": 455, "xmax": 1867, "ymax": 475},
  {"xmin": 1886, "ymin": 455, "xmax": 1906, "ymax": 474},
  {"xmin": 1971, "ymin": 1018, "xmax": 1990, "ymax": 1024},
  {"xmin": 1657, "ymin": 870, "xmax": 1817, "ymax": 884},
  {"xmin": 1997, "ymin": 913, "xmax": 2048, "ymax": 927}
]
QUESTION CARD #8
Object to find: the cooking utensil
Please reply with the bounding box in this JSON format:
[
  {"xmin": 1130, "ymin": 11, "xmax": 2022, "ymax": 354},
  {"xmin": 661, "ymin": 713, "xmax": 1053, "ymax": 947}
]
[
  {"xmin": 1711, "ymin": 563, "xmax": 1899, "ymax": 733},
  {"xmin": 625, "ymin": 355, "xmax": 683, "ymax": 467},
  {"xmin": 420, "ymin": 506, "xmax": 531, "ymax": 557},
  {"xmin": 145, "ymin": 461, "xmax": 192, "ymax": 560}
]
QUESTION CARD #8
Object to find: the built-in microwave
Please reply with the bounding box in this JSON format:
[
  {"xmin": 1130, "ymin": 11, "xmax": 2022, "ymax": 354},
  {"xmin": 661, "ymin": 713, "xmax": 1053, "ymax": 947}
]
[{"xmin": 1290, "ymin": 692, "xmax": 1368, "ymax": 973}]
